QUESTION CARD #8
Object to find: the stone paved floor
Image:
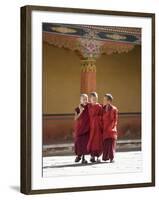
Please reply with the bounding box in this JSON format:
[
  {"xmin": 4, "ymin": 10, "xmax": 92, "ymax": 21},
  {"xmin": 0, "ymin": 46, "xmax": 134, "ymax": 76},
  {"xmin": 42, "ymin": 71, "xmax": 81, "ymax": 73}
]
[{"xmin": 43, "ymin": 151, "xmax": 142, "ymax": 178}]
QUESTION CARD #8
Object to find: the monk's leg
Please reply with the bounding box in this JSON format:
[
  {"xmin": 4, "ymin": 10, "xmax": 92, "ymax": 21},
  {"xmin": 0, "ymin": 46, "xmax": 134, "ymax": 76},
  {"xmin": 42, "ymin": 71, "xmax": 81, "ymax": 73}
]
[
  {"xmin": 82, "ymin": 155, "xmax": 88, "ymax": 164},
  {"xmin": 74, "ymin": 135, "xmax": 84, "ymax": 162},
  {"xmin": 102, "ymin": 139, "xmax": 110, "ymax": 161},
  {"xmin": 110, "ymin": 139, "xmax": 116, "ymax": 163},
  {"xmin": 96, "ymin": 156, "xmax": 101, "ymax": 163},
  {"xmin": 90, "ymin": 152, "xmax": 101, "ymax": 163},
  {"xmin": 75, "ymin": 155, "xmax": 81, "ymax": 162},
  {"xmin": 90, "ymin": 155, "xmax": 96, "ymax": 163},
  {"xmin": 74, "ymin": 140, "xmax": 81, "ymax": 162}
]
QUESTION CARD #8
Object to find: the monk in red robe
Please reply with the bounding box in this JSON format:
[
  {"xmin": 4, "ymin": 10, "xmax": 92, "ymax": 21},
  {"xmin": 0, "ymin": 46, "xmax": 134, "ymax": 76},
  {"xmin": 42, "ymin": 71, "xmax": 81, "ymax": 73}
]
[
  {"xmin": 87, "ymin": 92, "xmax": 103, "ymax": 163},
  {"xmin": 73, "ymin": 94, "xmax": 90, "ymax": 164},
  {"xmin": 102, "ymin": 94, "xmax": 118, "ymax": 163}
]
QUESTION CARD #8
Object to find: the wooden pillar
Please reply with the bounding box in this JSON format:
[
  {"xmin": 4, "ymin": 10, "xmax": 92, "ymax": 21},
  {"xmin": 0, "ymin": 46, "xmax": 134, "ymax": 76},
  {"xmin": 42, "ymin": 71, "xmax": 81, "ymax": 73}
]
[{"xmin": 80, "ymin": 59, "xmax": 96, "ymax": 94}]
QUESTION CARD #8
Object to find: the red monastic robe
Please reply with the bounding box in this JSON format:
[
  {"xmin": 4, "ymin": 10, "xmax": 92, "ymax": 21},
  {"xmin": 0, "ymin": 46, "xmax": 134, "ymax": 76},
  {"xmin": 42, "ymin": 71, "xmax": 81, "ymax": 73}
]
[
  {"xmin": 102, "ymin": 104, "xmax": 118, "ymax": 140},
  {"xmin": 87, "ymin": 103, "xmax": 103, "ymax": 157},
  {"xmin": 73, "ymin": 104, "xmax": 90, "ymax": 156},
  {"xmin": 102, "ymin": 104, "xmax": 118, "ymax": 161}
]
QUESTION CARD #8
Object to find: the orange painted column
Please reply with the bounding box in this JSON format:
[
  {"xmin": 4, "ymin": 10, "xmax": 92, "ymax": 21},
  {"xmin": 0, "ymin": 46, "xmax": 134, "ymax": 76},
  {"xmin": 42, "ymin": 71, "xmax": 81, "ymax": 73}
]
[{"xmin": 80, "ymin": 59, "xmax": 96, "ymax": 94}]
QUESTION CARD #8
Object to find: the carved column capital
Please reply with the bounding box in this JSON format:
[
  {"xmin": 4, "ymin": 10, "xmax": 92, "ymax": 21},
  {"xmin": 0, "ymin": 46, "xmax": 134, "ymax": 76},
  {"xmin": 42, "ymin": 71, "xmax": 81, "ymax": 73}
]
[
  {"xmin": 80, "ymin": 59, "xmax": 96, "ymax": 94},
  {"xmin": 81, "ymin": 59, "xmax": 96, "ymax": 73}
]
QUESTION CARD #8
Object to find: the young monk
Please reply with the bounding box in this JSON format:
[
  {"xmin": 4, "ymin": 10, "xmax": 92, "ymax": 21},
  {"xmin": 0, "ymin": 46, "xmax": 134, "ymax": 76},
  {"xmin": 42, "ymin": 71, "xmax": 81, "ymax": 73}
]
[
  {"xmin": 73, "ymin": 94, "xmax": 90, "ymax": 164},
  {"xmin": 87, "ymin": 92, "xmax": 103, "ymax": 163},
  {"xmin": 102, "ymin": 94, "xmax": 118, "ymax": 163}
]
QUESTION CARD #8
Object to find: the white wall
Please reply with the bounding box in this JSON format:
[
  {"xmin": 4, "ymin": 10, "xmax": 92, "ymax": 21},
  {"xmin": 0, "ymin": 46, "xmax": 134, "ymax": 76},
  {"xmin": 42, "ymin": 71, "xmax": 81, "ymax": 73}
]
[{"xmin": 0, "ymin": 0, "xmax": 158, "ymax": 199}]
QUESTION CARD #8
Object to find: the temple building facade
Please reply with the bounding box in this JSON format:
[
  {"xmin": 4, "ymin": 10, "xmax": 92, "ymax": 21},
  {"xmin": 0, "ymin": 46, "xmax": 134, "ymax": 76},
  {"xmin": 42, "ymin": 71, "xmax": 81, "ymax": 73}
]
[{"xmin": 42, "ymin": 23, "xmax": 141, "ymax": 145}]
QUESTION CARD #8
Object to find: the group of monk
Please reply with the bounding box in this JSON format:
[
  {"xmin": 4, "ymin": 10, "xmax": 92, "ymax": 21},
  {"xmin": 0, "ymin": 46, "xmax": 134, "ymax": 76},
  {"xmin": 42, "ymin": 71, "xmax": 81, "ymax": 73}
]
[{"xmin": 73, "ymin": 92, "xmax": 118, "ymax": 164}]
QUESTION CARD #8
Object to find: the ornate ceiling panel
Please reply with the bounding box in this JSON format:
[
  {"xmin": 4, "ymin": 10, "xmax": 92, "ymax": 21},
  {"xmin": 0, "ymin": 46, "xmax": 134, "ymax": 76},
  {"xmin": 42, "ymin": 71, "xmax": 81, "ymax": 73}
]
[{"xmin": 43, "ymin": 23, "xmax": 141, "ymax": 59}]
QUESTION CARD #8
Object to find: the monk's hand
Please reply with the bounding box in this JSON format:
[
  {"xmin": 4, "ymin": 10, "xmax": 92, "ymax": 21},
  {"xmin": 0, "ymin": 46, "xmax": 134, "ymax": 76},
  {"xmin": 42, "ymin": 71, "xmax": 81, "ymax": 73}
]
[
  {"xmin": 80, "ymin": 107, "xmax": 84, "ymax": 113},
  {"xmin": 79, "ymin": 104, "xmax": 84, "ymax": 112}
]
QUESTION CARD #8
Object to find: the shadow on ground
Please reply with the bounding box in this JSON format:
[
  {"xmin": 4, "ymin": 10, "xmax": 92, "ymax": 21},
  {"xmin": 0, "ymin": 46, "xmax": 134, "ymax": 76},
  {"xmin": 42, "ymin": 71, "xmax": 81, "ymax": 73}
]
[{"xmin": 43, "ymin": 161, "xmax": 110, "ymax": 169}]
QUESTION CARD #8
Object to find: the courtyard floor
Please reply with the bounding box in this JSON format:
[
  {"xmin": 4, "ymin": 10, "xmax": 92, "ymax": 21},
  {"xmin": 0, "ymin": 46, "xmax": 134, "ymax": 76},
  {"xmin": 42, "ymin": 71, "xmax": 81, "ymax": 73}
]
[{"xmin": 43, "ymin": 151, "xmax": 142, "ymax": 178}]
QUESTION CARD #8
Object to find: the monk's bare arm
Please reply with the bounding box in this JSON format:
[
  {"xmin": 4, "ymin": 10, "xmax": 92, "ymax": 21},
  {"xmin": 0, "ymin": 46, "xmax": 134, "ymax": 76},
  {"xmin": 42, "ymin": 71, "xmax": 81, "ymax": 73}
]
[
  {"xmin": 74, "ymin": 109, "xmax": 83, "ymax": 121},
  {"xmin": 74, "ymin": 112, "xmax": 80, "ymax": 120}
]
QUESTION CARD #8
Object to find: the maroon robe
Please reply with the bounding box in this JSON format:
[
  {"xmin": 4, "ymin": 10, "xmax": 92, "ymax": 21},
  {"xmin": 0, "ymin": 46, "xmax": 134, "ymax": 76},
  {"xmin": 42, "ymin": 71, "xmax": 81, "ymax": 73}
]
[
  {"xmin": 73, "ymin": 104, "xmax": 90, "ymax": 156},
  {"xmin": 87, "ymin": 103, "xmax": 103, "ymax": 157},
  {"xmin": 102, "ymin": 104, "xmax": 118, "ymax": 161}
]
